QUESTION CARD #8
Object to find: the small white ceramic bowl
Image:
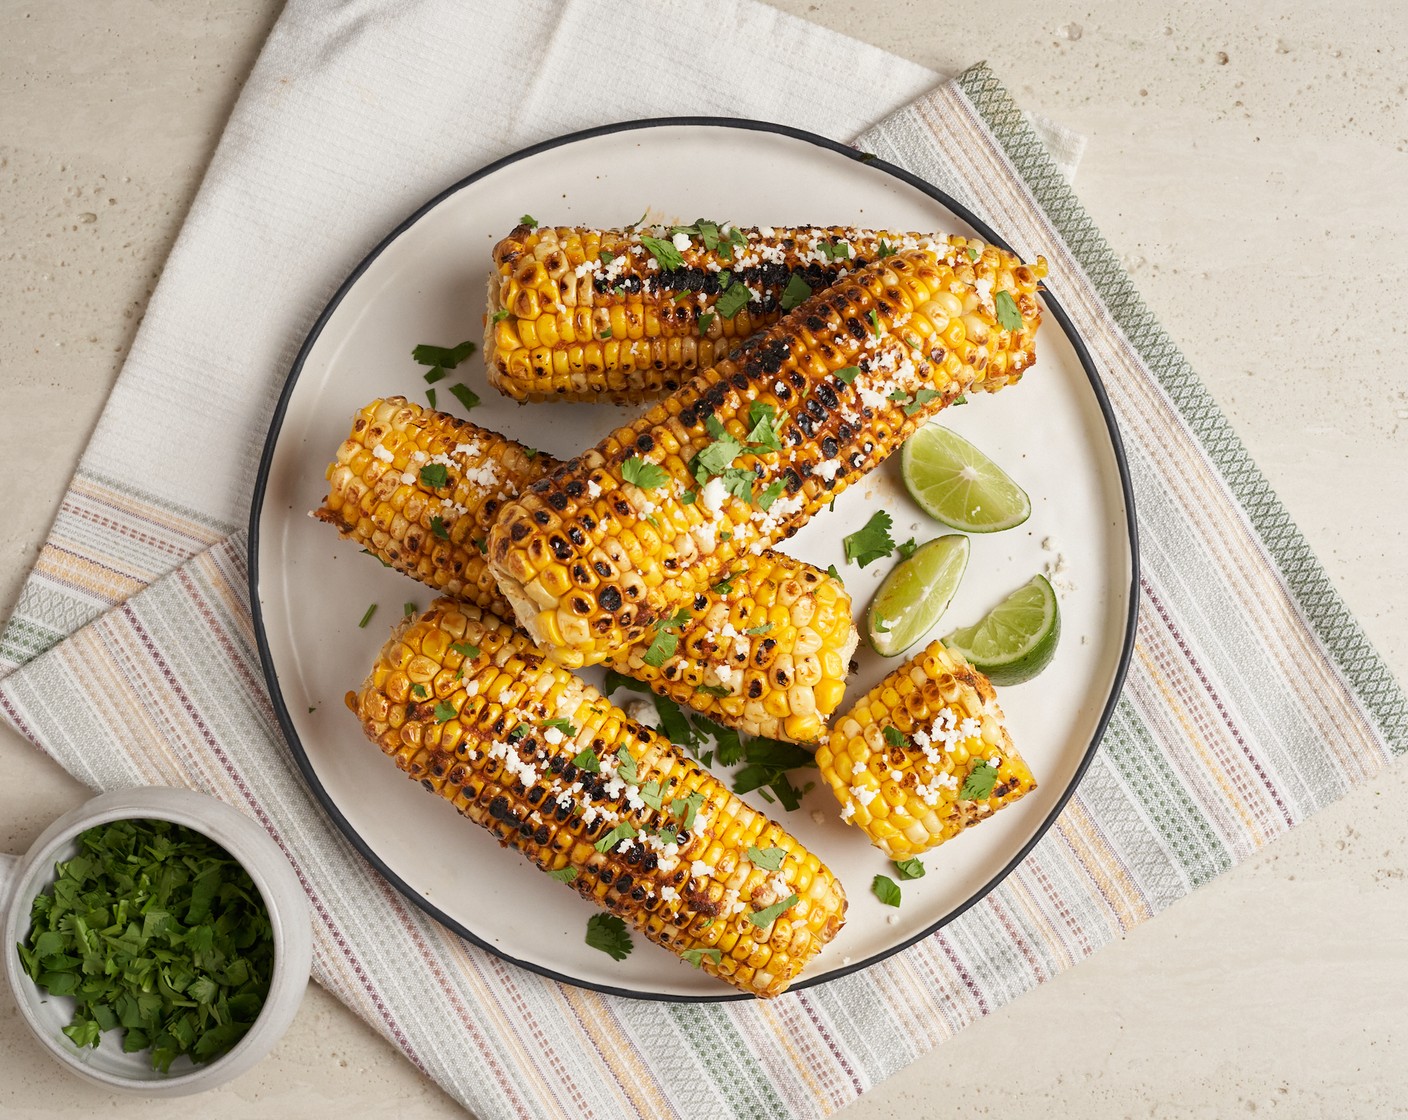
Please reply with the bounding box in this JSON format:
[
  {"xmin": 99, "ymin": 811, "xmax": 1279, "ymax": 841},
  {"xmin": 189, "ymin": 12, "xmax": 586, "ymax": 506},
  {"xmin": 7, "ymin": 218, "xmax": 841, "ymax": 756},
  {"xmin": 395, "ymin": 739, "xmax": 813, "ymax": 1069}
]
[{"xmin": 1, "ymin": 787, "xmax": 311, "ymax": 1095}]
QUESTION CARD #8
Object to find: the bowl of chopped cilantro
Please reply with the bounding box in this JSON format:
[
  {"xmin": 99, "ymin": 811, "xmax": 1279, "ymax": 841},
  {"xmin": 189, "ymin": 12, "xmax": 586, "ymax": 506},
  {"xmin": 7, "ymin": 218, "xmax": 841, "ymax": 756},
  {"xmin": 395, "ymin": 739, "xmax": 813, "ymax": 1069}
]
[{"xmin": 2, "ymin": 787, "xmax": 311, "ymax": 1094}]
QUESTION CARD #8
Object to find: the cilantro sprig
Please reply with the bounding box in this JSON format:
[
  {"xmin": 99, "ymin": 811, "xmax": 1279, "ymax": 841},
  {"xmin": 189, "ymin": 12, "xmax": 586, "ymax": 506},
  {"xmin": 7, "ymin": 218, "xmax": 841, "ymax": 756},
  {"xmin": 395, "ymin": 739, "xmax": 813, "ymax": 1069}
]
[
  {"xmin": 994, "ymin": 290, "xmax": 1023, "ymax": 331},
  {"xmin": 622, "ymin": 456, "xmax": 670, "ymax": 490},
  {"xmin": 960, "ymin": 761, "xmax": 1000, "ymax": 800},
  {"xmin": 842, "ymin": 510, "xmax": 897, "ymax": 568},
  {"xmin": 584, "ymin": 913, "xmax": 633, "ymax": 961},
  {"xmin": 16, "ymin": 819, "xmax": 274, "ymax": 1072}
]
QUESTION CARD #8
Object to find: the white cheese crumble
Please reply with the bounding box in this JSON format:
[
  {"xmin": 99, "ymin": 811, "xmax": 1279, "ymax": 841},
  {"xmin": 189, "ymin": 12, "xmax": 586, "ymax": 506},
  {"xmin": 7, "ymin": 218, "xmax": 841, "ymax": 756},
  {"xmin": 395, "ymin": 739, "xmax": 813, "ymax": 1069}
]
[{"xmin": 371, "ymin": 444, "xmax": 394, "ymax": 463}]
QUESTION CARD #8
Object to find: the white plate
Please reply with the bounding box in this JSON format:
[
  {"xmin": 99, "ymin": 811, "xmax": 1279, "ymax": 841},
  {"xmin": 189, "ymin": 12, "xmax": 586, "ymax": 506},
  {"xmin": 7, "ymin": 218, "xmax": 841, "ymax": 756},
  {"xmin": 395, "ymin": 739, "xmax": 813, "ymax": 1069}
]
[{"xmin": 250, "ymin": 119, "xmax": 1137, "ymax": 1001}]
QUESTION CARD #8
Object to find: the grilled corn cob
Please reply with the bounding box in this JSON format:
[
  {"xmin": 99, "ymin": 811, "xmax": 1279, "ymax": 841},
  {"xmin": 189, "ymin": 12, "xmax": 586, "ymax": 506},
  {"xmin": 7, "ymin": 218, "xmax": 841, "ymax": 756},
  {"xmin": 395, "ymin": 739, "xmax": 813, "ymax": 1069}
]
[
  {"xmin": 815, "ymin": 640, "xmax": 1036, "ymax": 858},
  {"xmin": 317, "ymin": 398, "xmax": 857, "ymax": 742},
  {"xmin": 349, "ymin": 598, "xmax": 847, "ymax": 997},
  {"xmin": 487, "ymin": 242, "xmax": 1046, "ymax": 667},
  {"xmin": 486, "ymin": 224, "xmax": 1005, "ymax": 403}
]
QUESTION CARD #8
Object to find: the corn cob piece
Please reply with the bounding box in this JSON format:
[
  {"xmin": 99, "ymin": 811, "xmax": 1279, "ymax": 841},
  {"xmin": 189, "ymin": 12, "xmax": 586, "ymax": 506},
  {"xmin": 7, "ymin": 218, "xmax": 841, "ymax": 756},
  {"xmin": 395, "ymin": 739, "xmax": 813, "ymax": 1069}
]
[
  {"xmin": 487, "ymin": 242, "xmax": 1047, "ymax": 667},
  {"xmin": 486, "ymin": 224, "xmax": 1000, "ymax": 403},
  {"xmin": 349, "ymin": 599, "xmax": 848, "ymax": 997},
  {"xmin": 815, "ymin": 640, "xmax": 1036, "ymax": 859},
  {"xmin": 317, "ymin": 398, "xmax": 857, "ymax": 742}
]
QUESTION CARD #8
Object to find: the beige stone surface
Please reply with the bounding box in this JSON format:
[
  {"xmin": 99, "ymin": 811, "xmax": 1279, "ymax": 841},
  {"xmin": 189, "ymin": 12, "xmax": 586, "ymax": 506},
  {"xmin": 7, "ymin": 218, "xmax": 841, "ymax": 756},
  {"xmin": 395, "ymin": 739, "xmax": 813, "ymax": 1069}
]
[{"xmin": 1, "ymin": 1, "xmax": 1404, "ymax": 1117}]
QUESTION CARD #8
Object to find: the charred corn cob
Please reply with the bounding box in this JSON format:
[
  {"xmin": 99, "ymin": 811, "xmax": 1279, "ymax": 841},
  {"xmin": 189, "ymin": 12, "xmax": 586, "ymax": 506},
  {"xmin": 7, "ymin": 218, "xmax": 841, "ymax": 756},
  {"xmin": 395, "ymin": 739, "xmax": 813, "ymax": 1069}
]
[
  {"xmin": 815, "ymin": 641, "xmax": 1036, "ymax": 859},
  {"xmin": 487, "ymin": 242, "xmax": 1046, "ymax": 667},
  {"xmin": 486, "ymin": 224, "xmax": 1012, "ymax": 403},
  {"xmin": 317, "ymin": 398, "xmax": 857, "ymax": 742},
  {"xmin": 349, "ymin": 599, "xmax": 847, "ymax": 997}
]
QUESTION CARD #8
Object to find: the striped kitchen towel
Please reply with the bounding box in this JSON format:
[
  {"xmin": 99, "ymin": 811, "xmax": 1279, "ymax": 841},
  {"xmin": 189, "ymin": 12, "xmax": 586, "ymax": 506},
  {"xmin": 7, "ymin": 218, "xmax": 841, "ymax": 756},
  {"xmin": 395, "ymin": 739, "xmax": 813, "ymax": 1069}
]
[{"xmin": 1, "ymin": 4, "xmax": 1403, "ymax": 1119}]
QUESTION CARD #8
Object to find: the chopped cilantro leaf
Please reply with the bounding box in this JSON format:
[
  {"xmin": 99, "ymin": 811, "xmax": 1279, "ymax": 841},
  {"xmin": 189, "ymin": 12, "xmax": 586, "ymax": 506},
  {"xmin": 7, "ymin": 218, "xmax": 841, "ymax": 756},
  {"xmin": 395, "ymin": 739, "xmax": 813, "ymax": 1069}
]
[
  {"xmin": 639, "ymin": 235, "xmax": 685, "ymax": 271},
  {"xmin": 507, "ymin": 724, "xmax": 529, "ymax": 742},
  {"xmin": 967, "ymin": 246, "xmax": 980, "ymax": 261},
  {"xmin": 780, "ymin": 273, "xmax": 812, "ymax": 311},
  {"xmin": 843, "ymin": 509, "xmax": 896, "ymax": 568},
  {"xmin": 652, "ymin": 695, "xmax": 695, "ymax": 748},
  {"xmin": 960, "ymin": 761, "xmax": 1000, "ymax": 800},
  {"xmin": 835, "ymin": 365, "xmax": 860, "ymax": 385},
  {"xmin": 432, "ymin": 701, "xmax": 456, "ymax": 723},
  {"xmin": 694, "ymin": 683, "xmax": 732, "ymax": 698},
  {"xmin": 451, "ymin": 641, "xmax": 480, "ymax": 659},
  {"xmin": 599, "ymin": 327, "xmax": 612, "ymax": 339},
  {"xmin": 691, "ymin": 432, "xmax": 746, "ymax": 480},
  {"xmin": 755, "ymin": 481, "xmax": 787, "ymax": 510},
  {"xmin": 670, "ymin": 790, "xmax": 705, "ymax": 830},
  {"xmin": 744, "ymin": 622, "xmax": 773, "ymax": 636},
  {"xmin": 719, "ymin": 467, "xmax": 759, "ymax": 502},
  {"xmin": 491, "ymin": 309, "xmax": 511, "ymax": 323},
  {"xmin": 411, "ymin": 683, "xmax": 428, "ymax": 700},
  {"xmin": 954, "ymin": 394, "xmax": 968, "ymax": 406},
  {"xmin": 360, "ymin": 548, "xmax": 393, "ymax": 567},
  {"xmin": 715, "ymin": 281, "xmax": 750, "ymax": 319},
  {"xmin": 876, "ymin": 240, "xmax": 896, "ymax": 258},
  {"xmin": 548, "ymin": 867, "xmax": 578, "ymax": 883},
  {"xmin": 681, "ymin": 947, "xmax": 723, "ymax": 969},
  {"xmin": 893, "ymin": 858, "xmax": 926, "ymax": 881},
  {"xmin": 826, "ymin": 564, "xmax": 843, "ymax": 582},
  {"xmin": 746, "ymin": 846, "xmax": 786, "ymax": 871},
  {"xmin": 995, "ymin": 290, "xmax": 1023, "ymax": 331},
  {"xmin": 403, "ymin": 601, "xmax": 418, "ymax": 618},
  {"xmin": 745, "ymin": 403, "xmax": 782, "ymax": 451},
  {"xmin": 871, "ymin": 874, "xmax": 902, "ymax": 907},
  {"xmin": 419, "ymin": 463, "xmax": 449, "ymax": 489},
  {"xmin": 594, "ymin": 822, "xmax": 638, "ymax": 856},
  {"xmin": 818, "ymin": 239, "xmax": 851, "ymax": 260},
  {"xmin": 572, "ymin": 747, "xmax": 600, "ymax": 773},
  {"xmin": 584, "ymin": 913, "xmax": 633, "ymax": 960},
  {"xmin": 897, "ymin": 537, "xmax": 918, "ymax": 560},
  {"xmin": 698, "ymin": 312, "xmax": 715, "ymax": 336},
  {"xmin": 599, "ymin": 250, "xmax": 614, "ymax": 265},
  {"xmin": 882, "ymin": 725, "xmax": 906, "ymax": 748},
  {"xmin": 430, "ymin": 515, "xmax": 450, "ymax": 540},
  {"xmin": 902, "ymin": 389, "xmax": 940, "ymax": 417},
  {"xmin": 357, "ymin": 603, "xmax": 377, "ymax": 628},
  {"xmin": 447, "ymin": 383, "xmax": 481, "ymax": 412},
  {"xmin": 622, "ymin": 456, "xmax": 670, "ymax": 490},
  {"xmin": 602, "ymin": 669, "xmax": 649, "ymax": 698},
  {"xmin": 747, "ymin": 893, "xmax": 799, "ymax": 928},
  {"xmin": 680, "ymin": 488, "xmax": 698, "ymax": 505},
  {"xmin": 519, "ymin": 214, "xmax": 538, "ymax": 229},
  {"xmin": 614, "ymin": 749, "xmax": 639, "ymax": 786},
  {"xmin": 541, "ymin": 717, "xmax": 577, "ymax": 736},
  {"xmin": 712, "ymin": 574, "xmax": 736, "ymax": 595}
]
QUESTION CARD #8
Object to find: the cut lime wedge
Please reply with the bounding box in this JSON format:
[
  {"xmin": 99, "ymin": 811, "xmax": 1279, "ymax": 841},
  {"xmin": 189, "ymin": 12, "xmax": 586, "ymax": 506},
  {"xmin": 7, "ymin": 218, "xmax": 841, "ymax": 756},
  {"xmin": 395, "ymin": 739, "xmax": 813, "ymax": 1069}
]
[
  {"xmin": 944, "ymin": 574, "xmax": 1060, "ymax": 686},
  {"xmin": 901, "ymin": 424, "xmax": 1030, "ymax": 533},
  {"xmin": 866, "ymin": 535, "xmax": 970, "ymax": 657}
]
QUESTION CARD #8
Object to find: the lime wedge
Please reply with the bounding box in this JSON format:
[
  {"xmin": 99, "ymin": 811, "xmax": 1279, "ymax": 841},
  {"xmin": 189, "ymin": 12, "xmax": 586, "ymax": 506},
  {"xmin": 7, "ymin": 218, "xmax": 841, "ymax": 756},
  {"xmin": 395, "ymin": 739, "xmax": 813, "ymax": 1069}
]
[
  {"xmin": 866, "ymin": 535, "xmax": 970, "ymax": 657},
  {"xmin": 901, "ymin": 424, "xmax": 1030, "ymax": 533},
  {"xmin": 944, "ymin": 574, "xmax": 1060, "ymax": 686}
]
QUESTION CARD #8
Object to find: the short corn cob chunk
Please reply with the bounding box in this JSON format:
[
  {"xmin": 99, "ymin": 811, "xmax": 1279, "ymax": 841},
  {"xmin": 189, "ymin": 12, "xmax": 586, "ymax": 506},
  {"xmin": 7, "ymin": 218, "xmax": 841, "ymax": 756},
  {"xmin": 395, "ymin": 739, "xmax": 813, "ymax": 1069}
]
[
  {"xmin": 815, "ymin": 641, "xmax": 1036, "ymax": 859},
  {"xmin": 315, "ymin": 398, "xmax": 542, "ymax": 612},
  {"xmin": 487, "ymin": 242, "xmax": 1046, "ymax": 667},
  {"xmin": 349, "ymin": 599, "xmax": 847, "ymax": 998},
  {"xmin": 316, "ymin": 398, "xmax": 857, "ymax": 742},
  {"xmin": 487, "ymin": 224, "xmax": 969, "ymax": 403}
]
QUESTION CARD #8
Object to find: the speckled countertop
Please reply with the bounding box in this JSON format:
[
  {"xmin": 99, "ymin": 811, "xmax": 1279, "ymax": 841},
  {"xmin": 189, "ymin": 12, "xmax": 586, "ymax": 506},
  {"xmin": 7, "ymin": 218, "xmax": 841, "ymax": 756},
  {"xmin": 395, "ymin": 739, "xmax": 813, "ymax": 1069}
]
[{"xmin": 2, "ymin": 2, "xmax": 1405, "ymax": 1116}]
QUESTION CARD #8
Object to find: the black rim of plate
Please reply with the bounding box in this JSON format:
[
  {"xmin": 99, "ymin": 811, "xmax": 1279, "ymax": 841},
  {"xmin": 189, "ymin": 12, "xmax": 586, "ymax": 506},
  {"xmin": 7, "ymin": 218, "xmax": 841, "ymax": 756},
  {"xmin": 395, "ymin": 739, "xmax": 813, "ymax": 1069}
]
[{"xmin": 248, "ymin": 115, "xmax": 1141, "ymax": 1003}]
